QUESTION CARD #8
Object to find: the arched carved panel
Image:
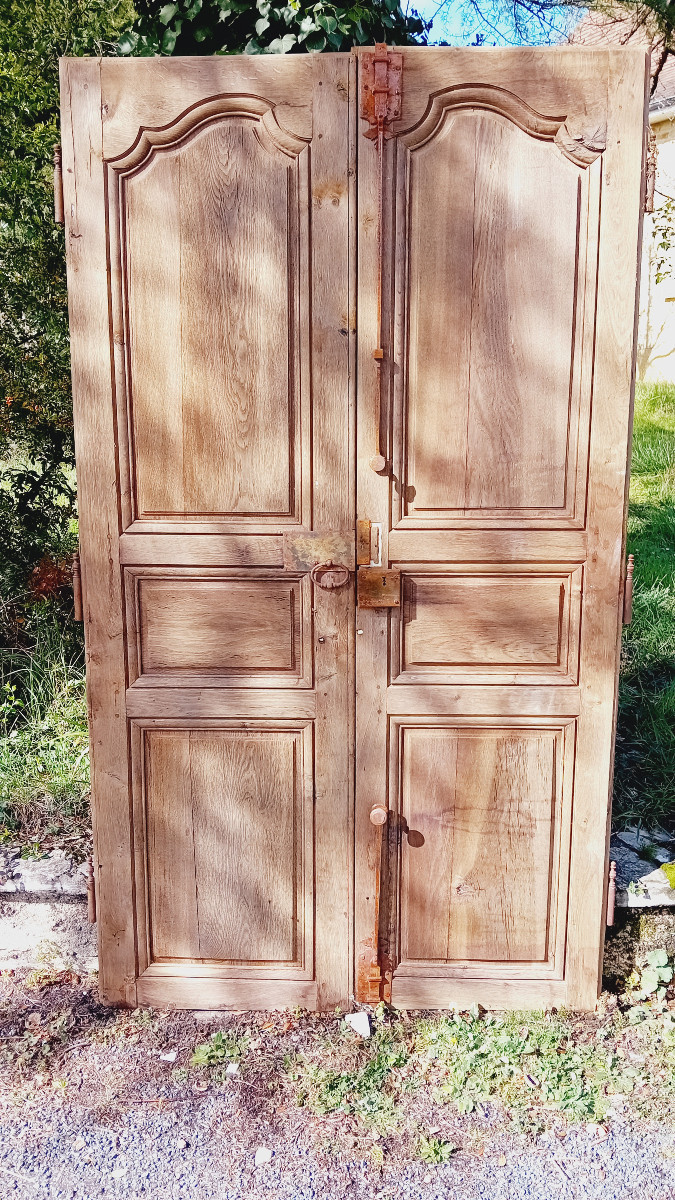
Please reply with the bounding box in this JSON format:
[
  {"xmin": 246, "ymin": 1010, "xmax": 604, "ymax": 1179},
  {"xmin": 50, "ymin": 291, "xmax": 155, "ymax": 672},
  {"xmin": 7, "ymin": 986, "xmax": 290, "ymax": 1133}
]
[
  {"xmin": 107, "ymin": 96, "xmax": 311, "ymax": 529},
  {"xmin": 393, "ymin": 95, "xmax": 603, "ymax": 529}
]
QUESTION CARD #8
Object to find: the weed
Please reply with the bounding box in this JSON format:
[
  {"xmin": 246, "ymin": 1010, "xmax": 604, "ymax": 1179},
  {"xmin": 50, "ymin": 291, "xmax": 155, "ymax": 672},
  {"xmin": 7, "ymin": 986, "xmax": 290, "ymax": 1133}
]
[
  {"xmin": 191, "ymin": 1030, "xmax": 248, "ymax": 1068},
  {"xmin": 292, "ymin": 1023, "xmax": 409, "ymax": 1132},
  {"xmin": 416, "ymin": 1009, "xmax": 609, "ymax": 1122},
  {"xmin": 417, "ymin": 1135, "xmax": 456, "ymax": 1164}
]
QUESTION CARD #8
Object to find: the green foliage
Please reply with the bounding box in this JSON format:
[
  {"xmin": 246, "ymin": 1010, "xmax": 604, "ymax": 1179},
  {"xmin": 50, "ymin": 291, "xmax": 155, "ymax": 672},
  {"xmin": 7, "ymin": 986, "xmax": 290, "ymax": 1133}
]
[
  {"xmin": 417, "ymin": 1009, "xmax": 610, "ymax": 1122},
  {"xmin": 417, "ymin": 1135, "xmax": 456, "ymax": 1164},
  {"xmin": 191, "ymin": 1030, "xmax": 248, "ymax": 1066},
  {"xmin": 0, "ymin": 1, "xmax": 135, "ymax": 595},
  {"xmin": 652, "ymin": 198, "xmax": 675, "ymax": 286},
  {"xmin": 293, "ymin": 1022, "xmax": 408, "ymax": 1131},
  {"xmin": 614, "ymin": 381, "xmax": 675, "ymax": 828},
  {"xmin": 0, "ymin": 602, "xmax": 89, "ymax": 847},
  {"xmin": 629, "ymin": 949, "xmax": 674, "ymax": 1001},
  {"xmin": 118, "ymin": 0, "xmax": 428, "ymax": 57},
  {"xmin": 288, "ymin": 1007, "xmax": 619, "ymax": 1131}
]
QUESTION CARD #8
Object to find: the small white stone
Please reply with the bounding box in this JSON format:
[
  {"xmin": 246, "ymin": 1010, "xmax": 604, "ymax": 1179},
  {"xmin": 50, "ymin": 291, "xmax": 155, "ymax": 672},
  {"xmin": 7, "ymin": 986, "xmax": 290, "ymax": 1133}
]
[
  {"xmin": 225, "ymin": 1062, "xmax": 239, "ymax": 1075},
  {"xmin": 254, "ymin": 1147, "xmax": 273, "ymax": 1166},
  {"xmin": 344, "ymin": 1011, "xmax": 372, "ymax": 1038},
  {"xmin": 159, "ymin": 1050, "xmax": 177, "ymax": 1062}
]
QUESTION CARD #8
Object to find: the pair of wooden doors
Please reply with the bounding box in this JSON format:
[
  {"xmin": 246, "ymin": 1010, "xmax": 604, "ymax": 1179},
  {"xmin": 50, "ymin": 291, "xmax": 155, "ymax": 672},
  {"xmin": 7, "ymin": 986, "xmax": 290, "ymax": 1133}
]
[{"xmin": 60, "ymin": 46, "xmax": 647, "ymax": 1011}]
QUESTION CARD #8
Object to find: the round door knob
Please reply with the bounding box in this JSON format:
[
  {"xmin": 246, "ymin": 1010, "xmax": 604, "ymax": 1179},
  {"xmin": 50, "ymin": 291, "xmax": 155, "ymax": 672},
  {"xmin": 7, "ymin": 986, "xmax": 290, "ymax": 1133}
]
[
  {"xmin": 310, "ymin": 561, "xmax": 350, "ymax": 590},
  {"xmin": 369, "ymin": 804, "xmax": 388, "ymax": 826}
]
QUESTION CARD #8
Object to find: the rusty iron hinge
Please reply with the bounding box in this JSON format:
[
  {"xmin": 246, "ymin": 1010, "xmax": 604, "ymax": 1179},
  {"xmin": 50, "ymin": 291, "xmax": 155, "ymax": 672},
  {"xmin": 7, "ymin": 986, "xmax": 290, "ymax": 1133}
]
[
  {"xmin": 623, "ymin": 553, "xmax": 634, "ymax": 624},
  {"xmin": 53, "ymin": 144, "xmax": 64, "ymax": 225},
  {"xmin": 357, "ymin": 804, "xmax": 392, "ymax": 1004},
  {"xmin": 360, "ymin": 46, "xmax": 403, "ymax": 474},
  {"xmin": 645, "ymin": 127, "xmax": 657, "ymax": 214},
  {"xmin": 72, "ymin": 552, "xmax": 83, "ymax": 622},
  {"xmin": 360, "ymin": 43, "xmax": 403, "ymax": 142}
]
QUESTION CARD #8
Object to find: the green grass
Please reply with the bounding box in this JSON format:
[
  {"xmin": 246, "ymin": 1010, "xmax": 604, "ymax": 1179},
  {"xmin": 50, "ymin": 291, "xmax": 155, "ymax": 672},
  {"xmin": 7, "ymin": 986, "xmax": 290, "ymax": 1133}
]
[
  {"xmin": 615, "ymin": 381, "xmax": 675, "ymax": 828},
  {"xmin": 0, "ymin": 602, "xmax": 89, "ymax": 852}
]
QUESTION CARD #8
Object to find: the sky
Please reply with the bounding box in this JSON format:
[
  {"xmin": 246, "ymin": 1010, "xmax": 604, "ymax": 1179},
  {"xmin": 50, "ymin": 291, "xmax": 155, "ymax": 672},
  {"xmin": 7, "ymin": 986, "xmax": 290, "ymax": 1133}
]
[{"xmin": 410, "ymin": 0, "xmax": 582, "ymax": 47}]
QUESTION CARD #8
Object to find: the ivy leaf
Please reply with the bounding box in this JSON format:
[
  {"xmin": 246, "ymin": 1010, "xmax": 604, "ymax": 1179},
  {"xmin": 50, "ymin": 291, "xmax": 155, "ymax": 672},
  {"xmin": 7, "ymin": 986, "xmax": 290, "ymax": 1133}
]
[
  {"xmin": 244, "ymin": 36, "xmax": 264, "ymax": 52},
  {"xmin": 316, "ymin": 12, "xmax": 337, "ymax": 31},
  {"xmin": 160, "ymin": 27, "xmax": 179, "ymax": 52},
  {"xmin": 255, "ymin": 16, "xmax": 270, "ymax": 34},
  {"xmin": 117, "ymin": 31, "xmax": 139, "ymax": 54},
  {"xmin": 304, "ymin": 30, "xmax": 326, "ymax": 49},
  {"xmin": 159, "ymin": 4, "xmax": 179, "ymax": 25},
  {"xmin": 267, "ymin": 32, "xmax": 298, "ymax": 51}
]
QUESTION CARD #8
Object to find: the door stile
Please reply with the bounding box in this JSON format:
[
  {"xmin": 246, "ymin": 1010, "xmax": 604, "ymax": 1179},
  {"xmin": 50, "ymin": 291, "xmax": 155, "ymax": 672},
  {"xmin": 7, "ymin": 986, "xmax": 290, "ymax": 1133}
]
[
  {"xmin": 564, "ymin": 52, "xmax": 649, "ymax": 1009},
  {"xmin": 354, "ymin": 53, "xmax": 398, "ymax": 1002},
  {"xmin": 60, "ymin": 58, "xmax": 137, "ymax": 1006},
  {"xmin": 309, "ymin": 53, "xmax": 355, "ymax": 1010}
]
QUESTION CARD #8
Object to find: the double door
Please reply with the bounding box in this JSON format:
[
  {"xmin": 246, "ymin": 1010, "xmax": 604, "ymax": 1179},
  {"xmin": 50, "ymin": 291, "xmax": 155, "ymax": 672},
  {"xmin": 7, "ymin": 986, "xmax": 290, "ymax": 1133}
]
[{"xmin": 60, "ymin": 46, "xmax": 647, "ymax": 1010}]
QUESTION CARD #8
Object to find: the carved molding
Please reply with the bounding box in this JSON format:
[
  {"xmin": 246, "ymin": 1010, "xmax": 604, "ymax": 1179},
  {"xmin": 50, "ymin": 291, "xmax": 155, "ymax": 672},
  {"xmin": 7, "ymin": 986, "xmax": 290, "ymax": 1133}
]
[
  {"xmin": 401, "ymin": 84, "xmax": 605, "ymax": 168},
  {"xmin": 554, "ymin": 117, "xmax": 606, "ymax": 167},
  {"xmin": 107, "ymin": 93, "xmax": 310, "ymax": 172}
]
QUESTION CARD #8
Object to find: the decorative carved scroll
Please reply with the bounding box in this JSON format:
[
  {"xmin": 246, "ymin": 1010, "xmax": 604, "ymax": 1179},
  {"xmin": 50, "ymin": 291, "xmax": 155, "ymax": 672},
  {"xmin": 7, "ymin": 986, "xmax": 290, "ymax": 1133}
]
[
  {"xmin": 554, "ymin": 117, "xmax": 607, "ymax": 167},
  {"xmin": 401, "ymin": 84, "xmax": 605, "ymax": 168},
  {"xmin": 107, "ymin": 93, "xmax": 310, "ymax": 172}
]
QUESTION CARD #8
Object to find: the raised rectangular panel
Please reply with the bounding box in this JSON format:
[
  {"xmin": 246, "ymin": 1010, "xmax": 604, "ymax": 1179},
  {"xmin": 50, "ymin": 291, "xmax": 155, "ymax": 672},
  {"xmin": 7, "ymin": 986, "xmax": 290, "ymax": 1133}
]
[
  {"xmin": 394, "ymin": 106, "xmax": 600, "ymax": 528},
  {"xmin": 396, "ymin": 567, "xmax": 581, "ymax": 684},
  {"xmin": 396, "ymin": 722, "xmax": 572, "ymax": 966},
  {"xmin": 143, "ymin": 724, "xmax": 313, "ymax": 970},
  {"xmin": 126, "ymin": 571, "xmax": 310, "ymax": 687},
  {"xmin": 108, "ymin": 107, "xmax": 310, "ymax": 528}
]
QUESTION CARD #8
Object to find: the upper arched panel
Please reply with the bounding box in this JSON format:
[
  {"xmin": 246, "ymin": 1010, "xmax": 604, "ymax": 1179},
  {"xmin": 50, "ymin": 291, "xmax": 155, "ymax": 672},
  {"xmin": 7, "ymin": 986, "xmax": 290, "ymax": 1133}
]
[
  {"xmin": 400, "ymin": 83, "xmax": 606, "ymax": 168},
  {"xmin": 108, "ymin": 93, "xmax": 310, "ymax": 173},
  {"xmin": 107, "ymin": 95, "xmax": 312, "ymax": 525},
  {"xmin": 395, "ymin": 102, "xmax": 602, "ymax": 527}
]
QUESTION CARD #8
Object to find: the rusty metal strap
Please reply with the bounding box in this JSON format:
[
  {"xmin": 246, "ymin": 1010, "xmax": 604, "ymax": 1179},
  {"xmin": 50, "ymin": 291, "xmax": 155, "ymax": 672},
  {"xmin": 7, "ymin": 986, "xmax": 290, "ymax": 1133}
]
[{"xmin": 360, "ymin": 46, "xmax": 403, "ymax": 474}]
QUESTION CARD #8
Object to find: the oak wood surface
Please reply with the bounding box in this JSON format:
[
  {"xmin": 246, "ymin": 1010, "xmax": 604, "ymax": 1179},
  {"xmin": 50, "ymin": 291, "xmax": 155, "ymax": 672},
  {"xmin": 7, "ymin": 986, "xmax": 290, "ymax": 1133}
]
[
  {"xmin": 62, "ymin": 53, "xmax": 353, "ymax": 1011},
  {"xmin": 354, "ymin": 45, "xmax": 646, "ymax": 1010},
  {"xmin": 63, "ymin": 47, "xmax": 645, "ymax": 1013}
]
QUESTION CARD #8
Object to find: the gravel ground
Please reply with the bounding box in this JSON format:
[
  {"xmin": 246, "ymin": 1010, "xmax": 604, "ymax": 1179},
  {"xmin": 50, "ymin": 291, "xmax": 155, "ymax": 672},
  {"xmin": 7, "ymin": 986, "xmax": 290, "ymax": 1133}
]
[
  {"xmin": 1, "ymin": 1099, "xmax": 675, "ymax": 1199},
  {"xmin": 1, "ymin": 908, "xmax": 675, "ymax": 1199}
]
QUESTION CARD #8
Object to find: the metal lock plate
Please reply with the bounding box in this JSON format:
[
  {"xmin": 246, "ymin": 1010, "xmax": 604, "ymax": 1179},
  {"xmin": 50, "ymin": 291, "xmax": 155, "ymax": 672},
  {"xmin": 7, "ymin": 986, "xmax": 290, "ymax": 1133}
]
[
  {"xmin": 357, "ymin": 567, "xmax": 401, "ymax": 608},
  {"xmin": 283, "ymin": 531, "xmax": 354, "ymax": 573}
]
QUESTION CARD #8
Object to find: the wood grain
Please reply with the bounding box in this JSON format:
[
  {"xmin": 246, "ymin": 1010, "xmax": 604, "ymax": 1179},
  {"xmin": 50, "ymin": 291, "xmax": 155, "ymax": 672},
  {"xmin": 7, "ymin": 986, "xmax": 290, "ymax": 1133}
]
[
  {"xmin": 133, "ymin": 575, "xmax": 305, "ymax": 682},
  {"xmin": 66, "ymin": 53, "xmax": 352, "ymax": 1011},
  {"xmin": 402, "ymin": 574, "xmax": 567, "ymax": 670},
  {"xmin": 142, "ymin": 726, "xmax": 311, "ymax": 967},
  {"xmin": 123, "ymin": 119, "xmax": 301, "ymax": 520},
  {"xmin": 400, "ymin": 727, "xmax": 558, "ymax": 962}
]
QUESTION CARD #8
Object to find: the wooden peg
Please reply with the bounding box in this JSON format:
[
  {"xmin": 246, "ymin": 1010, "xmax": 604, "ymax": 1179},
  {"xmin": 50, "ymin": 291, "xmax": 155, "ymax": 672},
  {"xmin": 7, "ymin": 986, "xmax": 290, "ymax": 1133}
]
[
  {"xmin": 606, "ymin": 861, "xmax": 616, "ymax": 927},
  {"xmin": 86, "ymin": 859, "xmax": 97, "ymax": 924},
  {"xmin": 53, "ymin": 145, "xmax": 64, "ymax": 225},
  {"xmin": 72, "ymin": 553, "xmax": 83, "ymax": 622}
]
